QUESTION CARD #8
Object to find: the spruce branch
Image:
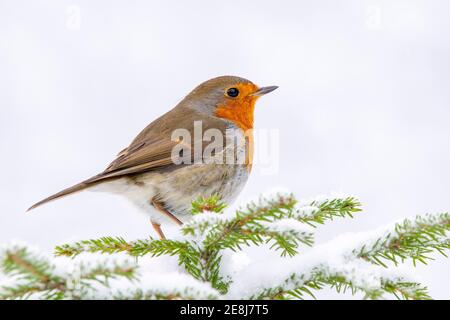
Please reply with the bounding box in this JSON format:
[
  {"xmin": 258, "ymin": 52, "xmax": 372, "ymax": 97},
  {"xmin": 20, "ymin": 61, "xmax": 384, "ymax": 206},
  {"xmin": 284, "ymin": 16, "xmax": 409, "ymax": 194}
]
[
  {"xmin": 1, "ymin": 193, "xmax": 448, "ymax": 300},
  {"xmin": 243, "ymin": 219, "xmax": 314, "ymax": 257},
  {"xmin": 180, "ymin": 193, "xmax": 319, "ymax": 291},
  {"xmin": 188, "ymin": 193, "xmax": 316, "ymax": 253},
  {"xmin": 91, "ymin": 272, "xmax": 219, "ymax": 300},
  {"xmin": 250, "ymin": 262, "xmax": 431, "ymax": 300},
  {"xmin": 113, "ymin": 289, "xmax": 215, "ymax": 300},
  {"xmin": 2, "ymin": 247, "xmax": 60, "ymax": 284},
  {"xmin": 55, "ymin": 237, "xmax": 137, "ymax": 257},
  {"xmin": 55, "ymin": 237, "xmax": 202, "ymax": 279},
  {"xmin": 0, "ymin": 244, "xmax": 142, "ymax": 299},
  {"xmin": 0, "ymin": 244, "xmax": 66, "ymax": 299},
  {"xmin": 352, "ymin": 213, "xmax": 450, "ymax": 267},
  {"xmin": 293, "ymin": 196, "xmax": 362, "ymax": 226},
  {"xmin": 191, "ymin": 194, "xmax": 227, "ymax": 215},
  {"xmin": 1, "ymin": 243, "xmax": 215, "ymax": 300},
  {"xmin": 55, "ymin": 237, "xmax": 197, "ymax": 258}
]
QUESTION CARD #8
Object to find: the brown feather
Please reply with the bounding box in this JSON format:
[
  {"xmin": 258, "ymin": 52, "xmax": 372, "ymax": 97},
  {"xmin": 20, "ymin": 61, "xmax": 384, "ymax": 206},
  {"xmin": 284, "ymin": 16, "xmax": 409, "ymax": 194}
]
[
  {"xmin": 27, "ymin": 177, "xmax": 101, "ymax": 211},
  {"xmin": 28, "ymin": 106, "xmax": 230, "ymax": 211}
]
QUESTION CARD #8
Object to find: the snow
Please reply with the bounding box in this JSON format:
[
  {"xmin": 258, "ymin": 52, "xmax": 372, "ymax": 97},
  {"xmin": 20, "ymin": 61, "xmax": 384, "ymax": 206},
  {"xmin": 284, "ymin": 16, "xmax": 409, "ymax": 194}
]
[
  {"xmin": 259, "ymin": 218, "xmax": 314, "ymax": 237},
  {"xmin": 183, "ymin": 211, "xmax": 229, "ymax": 232},
  {"xmin": 0, "ymin": 242, "xmax": 217, "ymax": 299},
  {"xmin": 83, "ymin": 272, "xmax": 218, "ymax": 300},
  {"xmin": 219, "ymin": 250, "xmax": 252, "ymax": 282},
  {"xmin": 295, "ymin": 192, "xmax": 351, "ymax": 207},
  {"xmin": 223, "ymin": 209, "xmax": 448, "ymax": 298},
  {"xmin": 294, "ymin": 205, "xmax": 319, "ymax": 218},
  {"xmin": 1, "ymin": 193, "xmax": 446, "ymax": 300},
  {"xmin": 225, "ymin": 232, "xmax": 415, "ymax": 299},
  {"xmin": 3, "ymin": 1, "xmax": 450, "ymax": 299}
]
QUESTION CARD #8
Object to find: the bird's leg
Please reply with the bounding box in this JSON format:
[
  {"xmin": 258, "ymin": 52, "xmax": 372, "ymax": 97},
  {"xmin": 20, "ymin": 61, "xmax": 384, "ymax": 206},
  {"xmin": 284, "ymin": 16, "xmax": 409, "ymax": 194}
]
[
  {"xmin": 150, "ymin": 200, "xmax": 183, "ymax": 239},
  {"xmin": 151, "ymin": 220, "xmax": 166, "ymax": 240},
  {"xmin": 151, "ymin": 200, "xmax": 183, "ymax": 226}
]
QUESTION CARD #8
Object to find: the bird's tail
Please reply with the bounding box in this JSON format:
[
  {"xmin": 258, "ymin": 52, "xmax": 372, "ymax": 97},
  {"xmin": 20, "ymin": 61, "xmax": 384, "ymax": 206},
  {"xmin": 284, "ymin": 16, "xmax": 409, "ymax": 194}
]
[{"xmin": 27, "ymin": 177, "xmax": 100, "ymax": 212}]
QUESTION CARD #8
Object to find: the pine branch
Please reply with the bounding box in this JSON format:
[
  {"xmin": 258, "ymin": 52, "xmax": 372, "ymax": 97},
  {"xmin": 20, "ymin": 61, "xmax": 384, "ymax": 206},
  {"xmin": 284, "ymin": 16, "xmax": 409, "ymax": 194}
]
[
  {"xmin": 91, "ymin": 272, "xmax": 219, "ymax": 300},
  {"xmin": 251, "ymin": 262, "xmax": 431, "ymax": 300},
  {"xmin": 293, "ymin": 196, "xmax": 362, "ymax": 226},
  {"xmin": 55, "ymin": 237, "xmax": 136, "ymax": 257},
  {"xmin": 188, "ymin": 194, "xmax": 361, "ymax": 255},
  {"xmin": 76, "ymin": 263, "xmax": 136, "ymax": 285},
  {"xmin": 2, "ymin": 247, "xmax": 59, "ymax": 283},
  {"xmin": 1, "ymin": 193, "xmax": 448, "ymax": 300},
  {"xmin": 74, "ymin": 265, "xmax": 218, "ymax": 300},
  {"xmin": 55, "ymin": 237, "xmax": 202, "ymax": 280},
  {"xmin": 113, "ymin": 290, "xmax": 214, "ymax": 300},
  {"xmin": 1, "ymin": 243, "xmax": 216, "ymax": 300},
  {"xmin": 181, "ymin": 193, "xmax": 361, "ymax": 291},
  {"xmin": 353, "ymin": 213, "xmax": 450, "ymax": 267},
  {"xmin": 0, "ymin": 282, "xmax": 62, "ymax": 300},
  {"xmin": 191, "ymin": 194, "xmax": 227, "ymax": 215},
  {"xmin": 244, "ymin": 219, "xmax": 314, "ymax": 257},
  {"xmin": 0, "ymin": 244, "xmax": 66, "ymax": 299},
  {"xmin": 186, "ymin": 193, "xmax": 313, "ymax": 252},
  {"xmin": 0, "ymin": 244, "xmax": 143, "ymax": 299},
  {"xmin": 181, "ymin": 194, "xmax": 318, "ymax": 291}
]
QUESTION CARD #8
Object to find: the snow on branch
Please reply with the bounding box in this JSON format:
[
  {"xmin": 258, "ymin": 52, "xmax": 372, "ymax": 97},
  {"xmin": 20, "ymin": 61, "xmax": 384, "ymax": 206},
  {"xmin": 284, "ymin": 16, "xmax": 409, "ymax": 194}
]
[
  {"xmin": 243, "ymin": 260, "xmax": 430, "ymax": 300},
  {"xmin": 352, "ymin": 213, "xmax": 450, "ymax": 267},
  {"xmin": 0, "ymin": 242, "xmax": 217, "ymax": 300},
  {"xmin": 228, "ymin": 237, "xmax": 432, "ymax": 300},
  {"xmin": 1, "ymin": 192, "xmax": 448, "ymax": 300}
]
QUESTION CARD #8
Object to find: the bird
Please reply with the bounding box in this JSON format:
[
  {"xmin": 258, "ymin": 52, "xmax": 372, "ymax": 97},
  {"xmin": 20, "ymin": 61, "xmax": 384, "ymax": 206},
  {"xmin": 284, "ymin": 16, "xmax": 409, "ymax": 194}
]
[{"xmin": 28, "ymin": 76, "xmax": 278, "ymax": 239}]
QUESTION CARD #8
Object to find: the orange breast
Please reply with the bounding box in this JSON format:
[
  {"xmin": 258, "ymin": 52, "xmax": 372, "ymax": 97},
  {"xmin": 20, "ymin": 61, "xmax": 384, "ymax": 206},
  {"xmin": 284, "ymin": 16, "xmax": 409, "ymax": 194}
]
[
  {"xmin": 215, "ymin": 97, "xmax": 256, "ymax": 132},
  {"xmin": 214, "ymin": 83, "xmax": 258, "ymax": 171}
]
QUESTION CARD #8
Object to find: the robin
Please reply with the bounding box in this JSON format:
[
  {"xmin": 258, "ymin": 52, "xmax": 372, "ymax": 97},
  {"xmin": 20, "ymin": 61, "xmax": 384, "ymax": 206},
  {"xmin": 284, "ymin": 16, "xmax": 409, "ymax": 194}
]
[{"xmin": 28, "ymin": 76, "xmax": 278, "ymax": 239}]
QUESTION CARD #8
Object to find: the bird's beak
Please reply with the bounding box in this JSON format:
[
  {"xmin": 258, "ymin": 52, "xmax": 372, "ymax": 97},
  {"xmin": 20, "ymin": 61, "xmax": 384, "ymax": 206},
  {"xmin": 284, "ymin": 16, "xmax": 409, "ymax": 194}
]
[{"xmin": 250, "ymin": 86, "xmax": 279, "ymax": 97}]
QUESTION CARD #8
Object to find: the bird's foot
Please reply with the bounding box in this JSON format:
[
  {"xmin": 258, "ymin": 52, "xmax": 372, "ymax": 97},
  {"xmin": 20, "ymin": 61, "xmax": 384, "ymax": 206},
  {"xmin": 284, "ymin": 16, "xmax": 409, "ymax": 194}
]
[{"xmin": 151, "ymin": 220, "xmax": 166, "ymax": 240}]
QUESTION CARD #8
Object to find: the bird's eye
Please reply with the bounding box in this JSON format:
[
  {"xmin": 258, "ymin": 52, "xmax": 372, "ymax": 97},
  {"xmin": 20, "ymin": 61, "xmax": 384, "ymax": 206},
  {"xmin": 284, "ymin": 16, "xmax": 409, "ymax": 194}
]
[{"xmin": 226, "ymin": 87, "xmax": 239, "ymax": 98}]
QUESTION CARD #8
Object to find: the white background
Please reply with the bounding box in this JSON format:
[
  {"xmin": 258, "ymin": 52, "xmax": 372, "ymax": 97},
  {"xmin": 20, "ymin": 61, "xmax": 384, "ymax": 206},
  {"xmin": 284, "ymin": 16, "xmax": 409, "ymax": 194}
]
[{"xmin": 1, "ymin": 0, "xmax": 449, "ymax": 299}]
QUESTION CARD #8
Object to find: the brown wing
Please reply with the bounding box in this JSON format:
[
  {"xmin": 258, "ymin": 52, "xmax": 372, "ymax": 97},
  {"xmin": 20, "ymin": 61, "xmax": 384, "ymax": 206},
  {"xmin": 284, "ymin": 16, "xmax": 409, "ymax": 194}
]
[
  {"xmin": 28, "ymin": 106, "xmax": 228, "ymax": 211},
  {"xmin": 96, "ymin": 106, "xmax": 228, "ymax": 179},
  {"xmin": 98, "ymin": 137, "xmax": 181, "ymax": 179},
  {"xmin": 27, "ymin": 135, "xmax": 181, "ymax": 211}
]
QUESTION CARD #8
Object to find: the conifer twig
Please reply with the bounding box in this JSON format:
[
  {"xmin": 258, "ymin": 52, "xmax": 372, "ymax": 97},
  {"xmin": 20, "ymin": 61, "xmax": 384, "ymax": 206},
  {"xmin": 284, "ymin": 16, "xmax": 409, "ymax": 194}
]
[
  {"xmin": 352, "ymin": 213, "xmax": 450, "ymax": 267},
  {"xmin": 1, "ymin": 193, "xmax": 448, "ymax": 300}
]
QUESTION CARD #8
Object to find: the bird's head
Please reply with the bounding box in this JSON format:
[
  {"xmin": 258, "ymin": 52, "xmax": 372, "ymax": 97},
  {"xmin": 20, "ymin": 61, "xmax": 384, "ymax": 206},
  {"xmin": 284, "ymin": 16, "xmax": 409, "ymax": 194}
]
[{"xmin": 182, "ymin": 76, "xmax": 278, "ymax": 131}]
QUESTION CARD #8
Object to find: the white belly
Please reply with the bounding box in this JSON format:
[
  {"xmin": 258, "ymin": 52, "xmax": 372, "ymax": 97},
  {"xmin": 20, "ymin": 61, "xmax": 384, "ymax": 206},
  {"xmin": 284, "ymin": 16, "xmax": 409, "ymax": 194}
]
[
  {"xmin": 91, "ymin": 127, "xmax": 251, "ymax": 224},
  {"xmin": 91, "ymin": 163, "xmax": 249, "ymax": 225}
]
